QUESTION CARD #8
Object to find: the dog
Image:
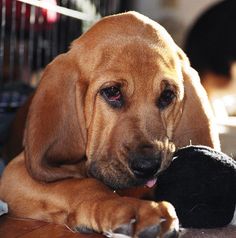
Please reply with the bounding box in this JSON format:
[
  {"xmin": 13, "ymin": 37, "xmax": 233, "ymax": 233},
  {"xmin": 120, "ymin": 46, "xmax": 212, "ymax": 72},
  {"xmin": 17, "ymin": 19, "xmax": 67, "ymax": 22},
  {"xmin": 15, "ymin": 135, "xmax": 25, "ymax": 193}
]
[{"xmin": 0, "ymin": 12, "xmax": 220, "ymax": 238}]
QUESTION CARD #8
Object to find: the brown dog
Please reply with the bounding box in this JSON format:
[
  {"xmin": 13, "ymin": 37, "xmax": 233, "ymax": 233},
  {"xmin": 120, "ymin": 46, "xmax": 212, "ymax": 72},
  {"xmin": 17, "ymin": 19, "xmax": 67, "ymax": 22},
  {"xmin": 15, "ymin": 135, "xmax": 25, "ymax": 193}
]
[{"xmin": 0, "ymin": 12, "xmax": 220, "ymax": 238}]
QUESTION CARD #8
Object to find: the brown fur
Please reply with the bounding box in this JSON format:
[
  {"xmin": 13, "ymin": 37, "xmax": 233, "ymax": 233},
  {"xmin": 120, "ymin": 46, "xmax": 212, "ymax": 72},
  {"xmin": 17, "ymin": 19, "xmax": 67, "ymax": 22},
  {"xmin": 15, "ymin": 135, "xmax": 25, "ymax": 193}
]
[{"xmin": 0, "ymin": 12, "xmax": 220, "ymax": 237}]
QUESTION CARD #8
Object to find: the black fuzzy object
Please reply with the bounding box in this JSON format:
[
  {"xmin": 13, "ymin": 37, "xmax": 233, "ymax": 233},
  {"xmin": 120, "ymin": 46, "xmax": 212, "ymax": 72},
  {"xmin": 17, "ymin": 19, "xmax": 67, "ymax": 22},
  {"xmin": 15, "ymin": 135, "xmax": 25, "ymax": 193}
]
[{"xmin": 155, "ymin": 145, "xmax": 236, "ymax": 228}]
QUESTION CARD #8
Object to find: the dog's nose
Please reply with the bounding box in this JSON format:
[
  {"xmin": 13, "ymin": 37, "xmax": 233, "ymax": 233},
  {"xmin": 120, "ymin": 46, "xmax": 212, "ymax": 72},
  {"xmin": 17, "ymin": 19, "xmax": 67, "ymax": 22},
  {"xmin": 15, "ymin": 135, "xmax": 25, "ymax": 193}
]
[{"xmin": 130, "ymin": 157, "xmax": 161, "ymax": 179}]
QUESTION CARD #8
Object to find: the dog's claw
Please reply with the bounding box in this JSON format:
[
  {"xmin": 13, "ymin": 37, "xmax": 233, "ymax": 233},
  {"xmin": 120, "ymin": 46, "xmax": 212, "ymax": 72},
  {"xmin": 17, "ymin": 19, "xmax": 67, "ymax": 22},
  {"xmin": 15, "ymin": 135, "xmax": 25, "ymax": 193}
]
[
  {"xmin": 113, "ymin": 220, "xmax": 134, "ymax": 236},
  {"xmin": 73, "ymin": 225, "xmax": 95, "ymax": 233},
  {"xmin": 138, "ymin": 224, "xmax": 160, "ymax": 238},
  {"xmin": 137, "ymin": 225, "xmax": 179, "ymax": 238},
  {"xmin": 104, "ymin": 219, "xmax": 136, "ymax": 238},
  {"xmin": 103, "ymin": 232, "xmax": 131, "ymax": 238},
  {"xmin": 163, "ymin": 228, "xmax": 179, "ymax": 238}
]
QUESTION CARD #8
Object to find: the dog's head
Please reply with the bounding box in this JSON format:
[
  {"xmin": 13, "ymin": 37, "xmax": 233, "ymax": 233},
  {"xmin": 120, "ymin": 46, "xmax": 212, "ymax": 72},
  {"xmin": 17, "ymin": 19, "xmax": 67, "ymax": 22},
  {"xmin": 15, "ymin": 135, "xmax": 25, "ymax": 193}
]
[{"xmin": 24, "ymin": 12, "xmax": 220, "ymax": 189}]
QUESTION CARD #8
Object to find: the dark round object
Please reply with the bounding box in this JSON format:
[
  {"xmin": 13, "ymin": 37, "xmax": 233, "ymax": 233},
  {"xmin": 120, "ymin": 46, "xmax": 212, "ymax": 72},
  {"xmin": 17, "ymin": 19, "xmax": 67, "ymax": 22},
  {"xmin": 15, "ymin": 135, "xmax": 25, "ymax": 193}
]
[{"xmin": 155, "ymin": 145, "xmax": 236, "ymax": 228}]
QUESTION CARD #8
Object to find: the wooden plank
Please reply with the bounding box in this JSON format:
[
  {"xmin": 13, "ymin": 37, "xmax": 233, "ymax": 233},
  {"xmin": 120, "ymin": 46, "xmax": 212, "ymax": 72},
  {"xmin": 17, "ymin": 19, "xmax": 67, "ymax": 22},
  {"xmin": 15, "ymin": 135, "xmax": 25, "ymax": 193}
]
[
  {"xmin": 0, "ymin": 215, "xmax": 103, "ymax": 238},
  {"xmin": 18, "ymin": 223, "xmax": 102, "ymax": 238},
  {"xmin": 1, "ymin": 214, "xmax": 235, "ymax": 238},
  {"xmin": 0, "ymin": 215, "xmax": 48, "ymax": 237}
]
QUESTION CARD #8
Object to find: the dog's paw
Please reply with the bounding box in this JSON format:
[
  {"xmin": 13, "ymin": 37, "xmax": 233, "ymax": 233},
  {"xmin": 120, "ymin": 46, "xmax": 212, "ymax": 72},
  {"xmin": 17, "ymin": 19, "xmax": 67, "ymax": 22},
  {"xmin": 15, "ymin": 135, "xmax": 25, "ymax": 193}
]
[
  {"xmin": 108, "ymin": 199, "xmax": 179, "ymax": 238},
  {"xmin": 134, "ymin": 200, "xmax": 179, "ymax": 238},
  {"xmin": 70, "ymin": 198, "xmax": 178, "ymax": 238}
]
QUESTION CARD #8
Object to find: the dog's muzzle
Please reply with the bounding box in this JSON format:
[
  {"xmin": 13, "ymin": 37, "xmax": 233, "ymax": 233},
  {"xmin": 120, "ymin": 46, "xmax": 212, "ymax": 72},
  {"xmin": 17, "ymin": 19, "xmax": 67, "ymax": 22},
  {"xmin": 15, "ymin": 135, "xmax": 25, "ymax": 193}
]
[{"xmin": 129, "ymin": 138, "xmax": 176, "ymax": 187}]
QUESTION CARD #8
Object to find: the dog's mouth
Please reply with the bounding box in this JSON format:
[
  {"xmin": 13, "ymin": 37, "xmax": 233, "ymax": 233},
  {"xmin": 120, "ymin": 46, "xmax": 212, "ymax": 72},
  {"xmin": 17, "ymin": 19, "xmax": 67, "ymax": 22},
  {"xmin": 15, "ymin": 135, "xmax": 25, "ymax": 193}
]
[
  {"xmin": 87, "ymin": 138, "xmax": 175, "ymax": 190},
  {"xmin": 88, "ymin": 160, "xmax": 159, "ymax": 190}
]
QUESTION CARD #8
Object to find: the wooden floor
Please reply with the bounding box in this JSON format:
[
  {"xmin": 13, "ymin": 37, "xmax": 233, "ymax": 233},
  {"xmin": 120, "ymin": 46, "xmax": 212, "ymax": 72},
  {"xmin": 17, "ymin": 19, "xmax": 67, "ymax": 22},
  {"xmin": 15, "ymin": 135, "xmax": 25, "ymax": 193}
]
[
  {"xmin": 0, "ymin": 215, "xmax": 104, "ymax": 238},
  {"xmin": 1, "ymin": 214, "xmax": 236, "ymax": 238}
]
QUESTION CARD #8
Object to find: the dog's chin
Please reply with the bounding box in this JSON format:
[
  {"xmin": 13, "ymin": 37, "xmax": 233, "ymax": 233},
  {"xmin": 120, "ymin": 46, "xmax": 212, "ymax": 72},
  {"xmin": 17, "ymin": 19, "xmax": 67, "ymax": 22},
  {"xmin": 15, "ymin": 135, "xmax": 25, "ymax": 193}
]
[
  {"xmin": 88, "ymin": 162, "xmax": 147, "ymax": 190},
  {"xmin": 97, "ymin": 174, "xmax": 145, "ymax": 190}
]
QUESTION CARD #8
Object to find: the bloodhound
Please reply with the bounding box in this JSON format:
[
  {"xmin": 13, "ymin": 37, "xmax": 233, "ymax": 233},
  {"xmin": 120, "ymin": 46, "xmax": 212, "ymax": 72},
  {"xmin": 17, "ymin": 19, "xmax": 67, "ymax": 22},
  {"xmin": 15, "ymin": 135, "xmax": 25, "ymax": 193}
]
[{"xmin": 0, "ymin": 12, "xmax": 220, "ymax": 238}]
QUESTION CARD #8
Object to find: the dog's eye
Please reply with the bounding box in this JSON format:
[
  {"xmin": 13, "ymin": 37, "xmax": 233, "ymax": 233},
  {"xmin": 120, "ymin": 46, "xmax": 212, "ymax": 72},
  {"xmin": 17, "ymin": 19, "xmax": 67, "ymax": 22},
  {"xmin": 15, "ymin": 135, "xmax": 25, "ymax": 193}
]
[
  {"xmin": 100, "ymin": 86, "xmax": 123, "ymax": 108},
  {"xmin": 157, "ymin": 89, "xmax": 176, "ymax": 110}
]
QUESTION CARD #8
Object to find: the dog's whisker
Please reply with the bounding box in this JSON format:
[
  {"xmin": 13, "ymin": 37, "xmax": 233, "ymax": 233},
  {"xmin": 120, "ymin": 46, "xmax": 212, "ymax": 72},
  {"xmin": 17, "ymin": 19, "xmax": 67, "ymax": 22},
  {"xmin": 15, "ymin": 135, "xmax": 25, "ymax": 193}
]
[
  {"xmin": 153, "ymin": 137, "xmax": 176, "ymax": 170},
  {"xmin": 64, "ymin": 223, "xmax": 76, "ymax": 233},
  {"xmin": 153, "ymin": 140, "xmax": 164, "ymax": 151}
]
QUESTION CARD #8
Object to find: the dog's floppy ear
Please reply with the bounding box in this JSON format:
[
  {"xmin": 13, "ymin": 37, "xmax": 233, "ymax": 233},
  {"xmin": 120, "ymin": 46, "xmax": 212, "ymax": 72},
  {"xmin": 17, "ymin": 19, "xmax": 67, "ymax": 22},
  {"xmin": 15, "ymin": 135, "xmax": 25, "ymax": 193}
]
[
  {"xmin": 24, "ymin": 52, "xmax": 87, "ymax": 182},
  {"xmin": 173, "ymin": 49, "xmax": 220, "ymax": 150}
]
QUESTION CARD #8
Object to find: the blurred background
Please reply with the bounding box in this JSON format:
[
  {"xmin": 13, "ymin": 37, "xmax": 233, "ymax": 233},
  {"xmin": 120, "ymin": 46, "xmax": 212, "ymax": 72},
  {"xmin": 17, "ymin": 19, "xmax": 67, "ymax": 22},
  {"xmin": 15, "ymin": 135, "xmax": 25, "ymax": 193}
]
[{"xmin": 0, "ymin": 0, "xmax": 235, "ymax": 172}]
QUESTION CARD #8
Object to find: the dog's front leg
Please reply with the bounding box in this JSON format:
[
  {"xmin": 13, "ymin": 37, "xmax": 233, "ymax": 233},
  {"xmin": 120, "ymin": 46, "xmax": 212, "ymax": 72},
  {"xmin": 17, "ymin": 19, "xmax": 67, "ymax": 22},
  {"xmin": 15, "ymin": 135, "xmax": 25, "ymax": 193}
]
[
  {"xmin": 0, "ymin": 155, "xmax": 178, "ymax": 238},
  {"xmin": 58, "ymin": 179, "xmax": 179, "ymax": 238}
]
